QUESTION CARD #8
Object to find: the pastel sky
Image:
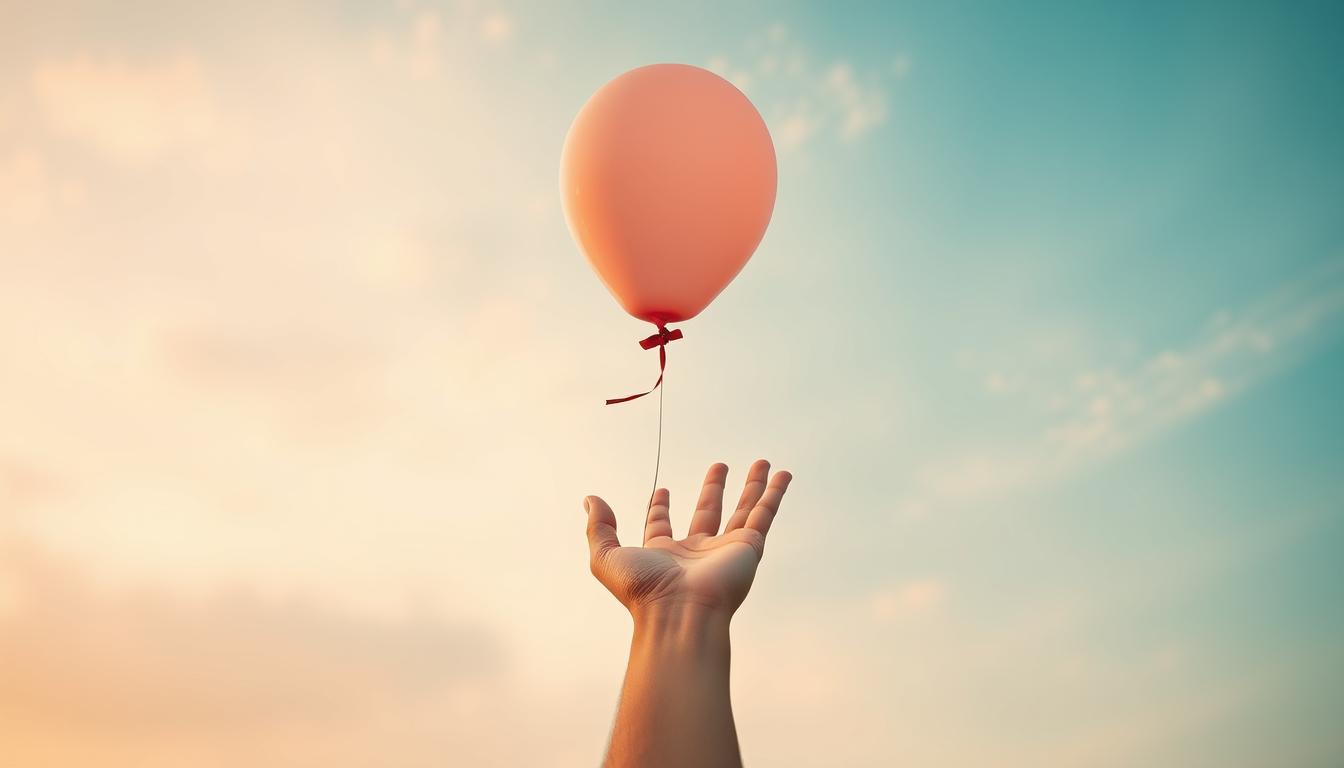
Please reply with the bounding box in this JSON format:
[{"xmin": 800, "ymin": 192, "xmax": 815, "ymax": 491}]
[{"xmin": 2, "ymin": 1, "xmax": 1342, "ymax": 766}]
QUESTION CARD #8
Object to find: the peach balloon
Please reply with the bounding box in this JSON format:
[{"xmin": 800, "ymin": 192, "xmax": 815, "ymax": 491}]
[{"xmin": 561, "ymin": 64, "xmax": 777, "ymax": 326}]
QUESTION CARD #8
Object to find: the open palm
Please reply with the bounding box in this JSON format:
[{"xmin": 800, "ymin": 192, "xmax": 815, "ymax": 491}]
[{"xmin": 585, "ymin": 460, "xmax": 793, "ymax": 615}]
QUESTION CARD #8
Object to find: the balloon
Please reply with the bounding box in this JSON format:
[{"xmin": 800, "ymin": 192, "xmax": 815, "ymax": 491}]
[{"xmin": 561, "ymin": 64, "xmax": 777, "ymax": 326}]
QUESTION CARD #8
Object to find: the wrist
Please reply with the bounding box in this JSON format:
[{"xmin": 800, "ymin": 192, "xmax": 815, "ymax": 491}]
[{"xmin": 630, "ymin": 600, "xmax": 732, "ymax": 654}]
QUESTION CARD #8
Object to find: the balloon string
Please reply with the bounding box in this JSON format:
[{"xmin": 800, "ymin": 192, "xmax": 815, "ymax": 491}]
[
  {"xmin": 604, "ymin": 325, "xmax": 681, "ymax": 534},
  {"xmin": 644, "ymin": 369, "xmax": 664, "ymax": 534}
]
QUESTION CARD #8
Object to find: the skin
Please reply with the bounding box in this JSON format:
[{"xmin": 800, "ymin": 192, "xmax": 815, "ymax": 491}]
[{"xmin": 584, "ymin": 459, "xmax": 793, "ymax": 768}]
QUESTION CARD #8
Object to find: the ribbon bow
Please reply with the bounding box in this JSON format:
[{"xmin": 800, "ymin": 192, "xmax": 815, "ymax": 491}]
[{"xmin": 605, "ymin": 325, "xmax": 683, "ymax": 405}]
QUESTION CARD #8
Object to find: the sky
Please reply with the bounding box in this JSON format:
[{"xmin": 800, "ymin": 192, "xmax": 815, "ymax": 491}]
[{"xmin": 2, "ymin": 1, "xmax": 1343, "ymax": 765}]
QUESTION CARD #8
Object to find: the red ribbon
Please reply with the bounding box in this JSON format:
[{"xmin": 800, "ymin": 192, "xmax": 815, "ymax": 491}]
[{"xmin": 605, "ymin": 326, "xmax": 683, "ymax": 405}]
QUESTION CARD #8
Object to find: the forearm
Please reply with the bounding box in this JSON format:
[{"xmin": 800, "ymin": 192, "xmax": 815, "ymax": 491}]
[{"xmin": 605, "ymin": 604, "xmax": 741, "ymax": 768}]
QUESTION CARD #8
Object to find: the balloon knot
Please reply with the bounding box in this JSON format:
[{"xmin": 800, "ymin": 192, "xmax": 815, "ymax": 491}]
[
  {"xmin": 604, "ymin": 326, "xmax": 683, "ymax": 405},
  {"xmin": 638, "ymin": 326, "xmax": 684, "ymax": 350}
]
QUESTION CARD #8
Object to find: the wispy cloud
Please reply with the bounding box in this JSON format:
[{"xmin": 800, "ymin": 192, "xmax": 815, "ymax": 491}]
[
  {"xmin": 707, "ymin": 24, "xmax": 906, "ymax": 153},
  {"xmin": 825, "ymin": 62, "xmax": 887, "ymax": 141},
  {"xmin": 903, "ymin": 262, "xmax": 1344, "ymax": 517}
]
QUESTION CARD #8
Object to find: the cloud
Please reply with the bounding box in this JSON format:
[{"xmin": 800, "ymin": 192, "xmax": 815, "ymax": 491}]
[
  {"xmin": 0, "ymin": 0, "xmax": 580, "ymax": 609},
  {"xmin": 825, "ymin": 62, "xmax": 887, "ymax": 140},
  {"xmin": 707, "ymin": 25, "xmax": 906, "ymax": 152},
  {"xmin": 906, "ymin": 262, "xmax": 1344, "ymax": 516},
  {"xmin": 31, "ymin": 54, "xmax": 219, "ymax": 165},
  {"xmin": 0, "ymin": 537, "xmax": 506, "ymax": 766},
  {"xmin": 773, "ymin": 111, "xmax": 817, "ymax": 152},
  {"xmin": 1045, "ymin": 266, "xmax": 1343, "ymax": 455}
]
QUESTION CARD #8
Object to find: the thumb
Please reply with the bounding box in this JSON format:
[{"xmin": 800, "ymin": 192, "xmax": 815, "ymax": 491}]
[{"xmin": 584, "ymin": 495, "xmax": 620, "ymax": 563}]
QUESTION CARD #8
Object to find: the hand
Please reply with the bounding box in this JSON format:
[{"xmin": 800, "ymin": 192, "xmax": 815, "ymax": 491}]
[{"xmin": 584, "ymin": 460, "xmax": 793, "ymax": 619}]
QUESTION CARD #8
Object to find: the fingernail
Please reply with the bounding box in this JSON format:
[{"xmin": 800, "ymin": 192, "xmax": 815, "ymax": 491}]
[{"xmin": 583, "ymin": 497, "xmax": 591, "ymax": 513}]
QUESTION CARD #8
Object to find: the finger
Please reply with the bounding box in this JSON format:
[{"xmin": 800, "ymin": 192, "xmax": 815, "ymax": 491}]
[
  {"xmin": 584, "ymin": 496, "xmax": 620, "ymax": 563},
  {"xmin": 687, "ymin": 463, "xmax": 729, "ymax": 536},
  {"xmin": 643, "ymin": 487, "xmax": 672, "ymax": 543},
  {"xmin": 745, "ymin": 470, "xmax": 793, "ymax": 537},
  {"xmin": 724, "ymin": 459, "xmax": 770, "ymax": 532}
]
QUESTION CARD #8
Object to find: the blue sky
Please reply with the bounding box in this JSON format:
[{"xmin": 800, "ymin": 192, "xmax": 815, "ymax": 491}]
[{"xmin": 1, "ymin": 1, "xmax": 1342, "ymax": 765}]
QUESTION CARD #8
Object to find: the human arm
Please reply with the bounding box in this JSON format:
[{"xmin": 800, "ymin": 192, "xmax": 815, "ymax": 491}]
[{"xmin": 584, "ymin": 460, "xmax": 793, "ymax": 768}]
